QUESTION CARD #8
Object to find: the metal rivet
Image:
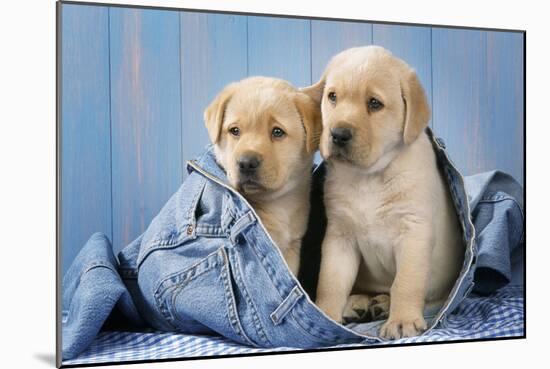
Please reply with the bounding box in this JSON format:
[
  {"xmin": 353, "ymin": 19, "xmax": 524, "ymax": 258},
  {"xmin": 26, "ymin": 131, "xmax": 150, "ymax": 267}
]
[{"xmin": 187, "ymin": 225, "xmax": 194, "ymax": 235}]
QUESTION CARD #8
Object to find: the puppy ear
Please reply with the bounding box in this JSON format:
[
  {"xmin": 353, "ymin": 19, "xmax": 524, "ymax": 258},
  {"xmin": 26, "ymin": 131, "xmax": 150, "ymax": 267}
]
[
  {"xmin": 294, "ymin": 92, "xmax": 323, "ymax": 153},
  {"xmin": 204, "ymin": 83, "xmax": 237, "ymax": 144},
  {"xmin": 300, "ymin": 76, "xmax": 326, "ymax": 105},
  {"xmin": 400, "ymin": 68, "xmax": 431, "ymax": 145}
]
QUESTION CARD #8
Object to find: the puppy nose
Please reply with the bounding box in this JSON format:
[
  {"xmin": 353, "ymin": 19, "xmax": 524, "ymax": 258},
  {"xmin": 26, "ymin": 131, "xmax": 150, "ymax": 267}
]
[
  {"xmin": 238, "ymin": 154, "xmax": 261, "ymax": 173},
  {"xmin": 331, "ymin": 127, "xmax": 353, "ymax": 147}
]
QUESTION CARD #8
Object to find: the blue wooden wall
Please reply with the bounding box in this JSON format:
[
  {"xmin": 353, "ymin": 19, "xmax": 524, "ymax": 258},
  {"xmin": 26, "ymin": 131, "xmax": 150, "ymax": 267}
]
[{"xmin": 61, "ymin": 4, "xmax": 524, "ymax": 274}]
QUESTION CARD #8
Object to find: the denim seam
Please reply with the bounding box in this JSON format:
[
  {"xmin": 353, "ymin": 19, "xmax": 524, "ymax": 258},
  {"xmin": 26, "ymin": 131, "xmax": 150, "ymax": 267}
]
[
  {"xmin": 154, "ymin": 248, "xmax": 223, "ymax": 298},
  {"xmin": 477, "ymin": 196, "xmax": 525, "ymax": 244},
  {"xmin": 221, "ymin": 199, "xmax": 237, "ymax": 235},
  {"xmin": 240, "ymin": 231, "xmax": 337, "ymax": 340},
  {"xmin": 230, "ymin": 248, "xmax": 272, "ymax": 346},
  {"xmin": 155, "ymin": 247, "xmax": 256, "ymax": 347},
  {"xmin": 242, "ymin": 232, "xmax": 358, "ymax": 343},
  {"xmin": 155, "ymin": 249, "xmax": 220, "ymax": 328},
  {"xmin": 80, "ymin": 262, "xmax": 117, "ymax": 282},
  {"xmin": 229, "ymin": 212, "xmax": 256, "ymax": 245},
  {"xmin": 423, "ymin": 130, "xmax": 477, "ymax": 334},
  {"xmin": 218, "ymin": 248, "xmax": 257, "ymax": 347},
  {"xmin": 270, "ymin": 286, "xmax": 302, "ymax": 325},
  {"xmin": 478, "ymin": 196, "xmax": 524, "ymax": 218},
  {"xmin": 195, "ymin": 224, "xmax": 225, "ymax": 236},
  {"xmin": 137, "ymin": 180, "xmax": 206, "ymax": 267},
  {"xmin": 290, "ymin": 306, "xmax": 356, "ymax": 344},
  {"xmin": 247, "ymin": 237, "xmax": 286, "ymax": 297}
]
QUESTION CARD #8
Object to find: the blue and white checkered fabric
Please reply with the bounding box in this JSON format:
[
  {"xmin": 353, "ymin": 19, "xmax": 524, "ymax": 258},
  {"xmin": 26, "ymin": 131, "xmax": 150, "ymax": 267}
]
[{"xmin": 63, "ymin": 285, "xmax": 524, "ymax": 366}]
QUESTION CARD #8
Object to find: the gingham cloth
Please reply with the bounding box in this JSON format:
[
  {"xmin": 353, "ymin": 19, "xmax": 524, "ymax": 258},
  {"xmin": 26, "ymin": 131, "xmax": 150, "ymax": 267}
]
[{"xmin": 63, "ymin": 285, "xmax": 524, "ymax": 365}]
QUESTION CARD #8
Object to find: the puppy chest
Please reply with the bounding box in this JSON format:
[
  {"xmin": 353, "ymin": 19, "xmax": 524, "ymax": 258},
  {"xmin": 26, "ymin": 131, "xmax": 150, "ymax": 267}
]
[{"xmin": 328, "ymin": 181, "xmax": 406, "ymax": 262}]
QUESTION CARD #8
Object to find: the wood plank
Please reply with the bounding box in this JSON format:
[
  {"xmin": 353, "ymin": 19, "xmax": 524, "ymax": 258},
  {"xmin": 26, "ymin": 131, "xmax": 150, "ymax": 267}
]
[
  {"xmin": 486, "ymin": 31, "xmax": 524, "ymax": 185},
  {"xmin": 432, "ymin": 29, "xmax": 524, "ymax": 184},
  {"xmin": 110, "ymin": 8, "xmax": 183, "ymax": 251},
  {"xmin": 180, "ymin": 12, "xmax": 248, "ymax": 166},
  {"xmin": 61, "ymin": 4, "xmax": 111, "ymax": 274},
  {"xmin": 311, "ymin": 20, "xmax": 372, "ymax": 82},
  {"xmin": 372, "ymin": 24, "xmax": 432, "ymax": 124},
  {"xmin": 247, "ymin": 16, "xmax": 311, "ymax": 87}
]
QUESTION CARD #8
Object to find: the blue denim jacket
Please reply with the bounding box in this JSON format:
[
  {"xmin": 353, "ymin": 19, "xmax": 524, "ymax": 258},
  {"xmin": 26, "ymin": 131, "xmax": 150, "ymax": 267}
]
[{"xmin": 62, "ymin": 128, "xmax": 524, "ymax": 359}]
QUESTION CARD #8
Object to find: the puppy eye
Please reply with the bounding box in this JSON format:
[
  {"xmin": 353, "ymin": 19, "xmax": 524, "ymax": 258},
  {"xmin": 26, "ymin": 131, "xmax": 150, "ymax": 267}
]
[
  {"xmin": 229, "ymin": 127, "xmax": 240, "ymax": 136},
  {"xmin": 327, "ymin": 91, "xmax": 337, "ymax": 103},
  {"xmin": 368, "ymin": 98, "xmax": 384, "ymax": 111},
  {"xmin": 272, "ymin": 127, "xmax": 286, "ymax": 138}
]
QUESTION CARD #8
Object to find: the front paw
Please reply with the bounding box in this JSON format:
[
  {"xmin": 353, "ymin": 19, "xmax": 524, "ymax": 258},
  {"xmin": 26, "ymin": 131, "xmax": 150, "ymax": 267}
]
[
  {"xmin": 379, "ymin": 315, "xmax": 427, "ymax": 339},
  {"xmin": 342, "ymin": 294, "xmax": 371, "ymax": 324}
]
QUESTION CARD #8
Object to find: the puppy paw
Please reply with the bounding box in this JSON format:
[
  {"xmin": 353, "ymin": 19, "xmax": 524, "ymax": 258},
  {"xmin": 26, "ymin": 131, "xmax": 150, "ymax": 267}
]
[
  {"xmin": 379, "ymin": 315, "xmax": 427, "ymax": 339},
  {"xmin": 342, "ymin": 294, "xmax": 371, "ymax": 324},
  {"xmin": 369, "ymin": 294, "xmax": 390, "ymax": 321},
  {"xmin": 341, "ymin": 294, "xmax": 391, "ymax": 324}
]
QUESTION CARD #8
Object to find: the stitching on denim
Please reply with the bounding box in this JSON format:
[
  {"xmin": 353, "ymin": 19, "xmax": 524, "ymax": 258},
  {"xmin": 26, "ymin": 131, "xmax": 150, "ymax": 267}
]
[
  {"xmin": 155, "ymin": 247, "xmax": 256, "ymax": 347},
  {"xmin": 477, "ymin": 195, "xmax": 525, "ymax": 244},
  {"xmin": 252, "ymin": 241, "xmax": 286, "ymax": 295},
  {"xmin": 423, "ymin": 130, "xmax": 477, "ymax": 334},
  {"xmin": 291, "ymin": 305, "xmax": 353, "ymax": 343},
  {"xmin": 138, "ymin": 179, "xmax": 207, "ymax": 267},
  {"xmin": 229, "ymin": 212, "xmax": 256, "ymax": 245},
  {"xmin": 230, "ymin": 248, "xmax": 272, "ymax": 346},
  {"xmin": 154, "ymin": 248, "xmax": 222, "ymax": 300},
  {"xmin": 218, "ymin": 248, "xmax": 257, "ymax": 347},
  {"xmin": 478, "ymin": 195, "xmax": 524, "ymax": 217},
  {"xmin": 79, "ymin": 262, "xmax": 117, "ymax": 282},
  {"xmin": 195, "ymin": 224, "xmax": 225, "ymax": 237},
  {"xmin": 221, "ymin": 197, "xmax": 238, "ymax": 235},
  {"xmin": 270, "ymin": 286, "xmax": 303, "ymax": 325},
  {"xmin": 242, "ymin": 231, "xmax": 356, "ymax": 343},
  {"xmin": 157, "ymin": 251, "xmax": 223, "ymax": 328},
  {"xmin": 243, "ymin": 231, "xmax": 289, "ymax": 300}
]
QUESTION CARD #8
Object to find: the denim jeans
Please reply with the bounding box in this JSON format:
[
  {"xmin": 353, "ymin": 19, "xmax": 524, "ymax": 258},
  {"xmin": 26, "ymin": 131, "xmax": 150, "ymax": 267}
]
[{"xmin": 62, "ymin": 127, "xmax": 524, "ymax": 359}]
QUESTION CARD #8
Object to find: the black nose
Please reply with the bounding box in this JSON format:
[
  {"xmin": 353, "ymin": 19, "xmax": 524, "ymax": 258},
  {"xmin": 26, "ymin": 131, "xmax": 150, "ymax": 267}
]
[
  {"xmin": 238, "ymin": 154, "xmax": 261, "ymax": 174},
  {"xmin": 331, "ymin": 127, "xmax": 353, "ymax": 147}
]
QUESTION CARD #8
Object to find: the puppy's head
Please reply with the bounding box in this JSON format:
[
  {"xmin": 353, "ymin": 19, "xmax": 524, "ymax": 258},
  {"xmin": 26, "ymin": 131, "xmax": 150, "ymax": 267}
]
[
  {"xmin": 302, "ymin": 46, "xmax": 431, "ymax": 172},
  {"xmin": 204, "ymin": 77, "xmax": 321, "ymax": 199}
]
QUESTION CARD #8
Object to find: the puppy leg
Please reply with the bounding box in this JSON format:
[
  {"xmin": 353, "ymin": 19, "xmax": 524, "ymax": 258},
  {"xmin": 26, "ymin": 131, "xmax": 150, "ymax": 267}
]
[
  {"xmin": 282, "ymin": 241, "xmax": 301, "ymax": 277},
  {"xmin": 380, "ymin": 230, "xmax": 431, "ymax": 339},
  {"xmin": 316, "ymin": 226, "xmax": 360, "ymax": 323}
]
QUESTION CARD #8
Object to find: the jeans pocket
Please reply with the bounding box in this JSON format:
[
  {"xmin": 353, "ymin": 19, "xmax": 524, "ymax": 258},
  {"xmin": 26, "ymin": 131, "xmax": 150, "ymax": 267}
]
[{"xmin": 154, "ymin": 247, "xmax": 256, "ymax": 347}]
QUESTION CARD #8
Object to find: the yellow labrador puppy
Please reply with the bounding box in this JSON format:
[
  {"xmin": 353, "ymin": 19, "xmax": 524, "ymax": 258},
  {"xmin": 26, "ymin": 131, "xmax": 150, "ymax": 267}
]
[
  {"xmin": 204, "ymin": 76, "xmax": 322, "ymax": 277},
  {"xmin": 303, "ymin": 46, "xmax": 463, "ymax": 339}
]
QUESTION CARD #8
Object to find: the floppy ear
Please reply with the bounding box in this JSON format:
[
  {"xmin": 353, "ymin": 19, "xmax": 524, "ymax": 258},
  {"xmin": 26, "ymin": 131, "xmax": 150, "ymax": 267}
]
[
  {"xmin": 294, "ymin": 92, "xmax": 323, "ymax": 154},
  {"xmin": 203, "ymin": 83, "xmax": 238, "ymax": 144},
  {"xmin": 400, "ymin": 68, "xmax": 431, "ymax": 145},
  {"xmin": 300, "ymin": 76, "xmax": 326, "ymax": 105}
]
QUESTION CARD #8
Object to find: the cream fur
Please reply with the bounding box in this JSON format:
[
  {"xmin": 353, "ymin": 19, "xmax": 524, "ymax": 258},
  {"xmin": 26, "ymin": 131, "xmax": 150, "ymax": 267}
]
[
  {"xmin": 304, "ymin": 46, "xmax": 463, "ymax": 339},
  {"xmin": 204, "ymin": 77, "xmax": 322, "ymax": 277}
]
